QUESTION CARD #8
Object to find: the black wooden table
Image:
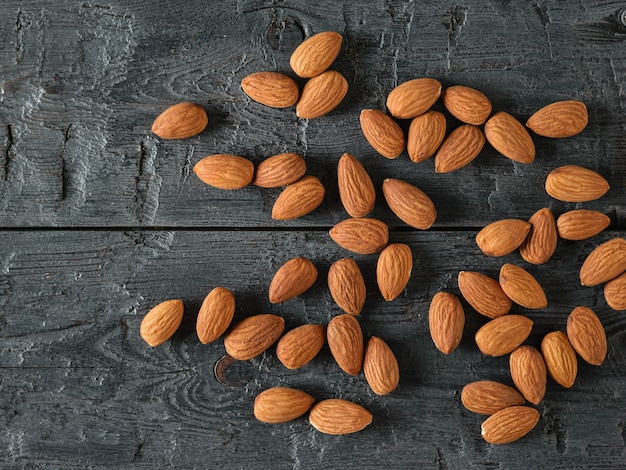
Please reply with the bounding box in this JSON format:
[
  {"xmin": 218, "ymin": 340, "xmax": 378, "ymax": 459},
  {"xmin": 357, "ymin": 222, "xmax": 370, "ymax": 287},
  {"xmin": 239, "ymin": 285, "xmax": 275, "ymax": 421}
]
[{"xmin": 1, "ymin": 1, "xmax": 625, "ymax": 468}]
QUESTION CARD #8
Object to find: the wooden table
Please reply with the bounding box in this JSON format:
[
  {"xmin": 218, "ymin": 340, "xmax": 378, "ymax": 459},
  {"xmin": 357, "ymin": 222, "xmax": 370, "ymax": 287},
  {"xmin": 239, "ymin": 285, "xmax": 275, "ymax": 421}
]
[{"xmin": 1, "ymin": 1, "xmax": 625, "ymax": 468}]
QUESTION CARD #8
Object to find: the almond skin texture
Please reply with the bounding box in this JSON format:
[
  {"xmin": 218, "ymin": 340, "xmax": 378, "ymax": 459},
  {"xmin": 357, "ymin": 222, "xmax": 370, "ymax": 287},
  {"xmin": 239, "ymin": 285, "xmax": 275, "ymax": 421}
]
[
  {"xmin": 151, "ymin": 102, "xmax": 208, "ymax": 139},
  {"xmin": 376, "ymin": 243, "xmax": 413, "ymax": 301},
  {"xmin": 520, "ymin": 208, "xmax": 557, "ymax": 265},
  {"xmin": 194, "ymin": 154, "xmax": 254, "ymax": 190},
  {"xmin": 327, "ymin": 314, "xmax": 364, "ymax": 375},
  {"xmin": 499, "ymin": 263, "xmax": 547, "ymax": 309},
  {"xmin": 338, "ymin": 153, "xmax": 376, "ymax": 217},
  {"xmin": 567, "ymin": 306, "xmax": 607, "ymax": 366},
  {"xmin": 272, "ymin": 175, "xmax": 326, "ymax": 220},
  {"xmin": 407, "ymin": 110, "xmax": 447, "ymax": 163},
  {"xmin": 541, "ymin": 331, "xmax": 577, "ymax": 388},
  {"xmin": 382, "ymin": 178, "xmax": 437, "ymax": 230},
  {"xmin": 241, "ymin": 71, "xmax": 299, "ymax": 108},
  {"xmin": 475, "ymin": 315, "xmax": 533, "ymax": 357},
  {"xmin": 476, "ymin": 219, "xmax": 531, "ymax": 257},
  {"xmin": 276, "ymin": 324, "xmax": 326, "ymax": 369},
  {"xmin": 442, "ymin": 85, "xmax": 492, "ymax": 125},
  {"xmin": 329, "ymin": 217, "xmax": 389, "ymax": 255},
  {"xmin": 269, "ymin": 257, "xmax": 318, "ymax": 303},
  {"xmin": 557, "ymin": 209, "xmax": 611, "ymax": 241},
  {"xmin": 461, "ymin": 381, "xmax": 525, "ymax": 415},
  {"xmin": 253, "ymin": 153, "xmax": 306, "ymax": 188},
  {"xmin": 290, "ymin": 31, "xmax": 342, "ymax": 78},
  {"xmin": 140, "ymin": 299, "xmax": 184, "ymax": 347},
  {"xmin": 309, "ymin": 399, "xmax": 373, "ymax": 435},
  {"xmin": 481, "ymin": 406, "xmax": 540, "ymax": 445},
  {"xmin": 526, "ymin": 100, "xmax": 588, "ymax": 138},
  {"xmin": 484, "ymin": 111, "xmax": 535, "ymax": 163},
  {"xmin": 434, "ymin": 124, "xmax": 485, "ymax": 173},
  {"xmin": 196, "ymin": 287, "xmax": 235, "ymax": 344},
  {"xmin": 328, "ymin": 258, "xmax": 366, "ymax": 315},
  {"xmin": 509, "ymin": 345, "xmax": 547, "ymax": 405},
  {"xmin": 224, "ymin": 314, "xmax": 285, "ymax": 361},
  {"xmin": 360, "ymin": 109, "xmax": 406, "ymax": 159},
  {"xmin": 604, "ymin": 272, "xmax": 626, "ymax": 310},
  {"xmin": 386, "ymin": 78, "xmax": 442, "ymax": 119},
  {"xmin": 579, "ymin": 238, "xmax": 626, "ymax": 286},
  {"xmin": 429, "ymin": 292, "xmax": 465, "ymax": 354},
  {"xmin": 363, "ymin": 336, "xmax": 400, "ymax": 395},
  {"xmin": 457, "ymin": 271, "xmax": 512, "ymax": 319},
  {"xmin": 254, "ymin": 387, "xmax": 315, "ymax": 424},
  {"xmin": 545, "ymin": 165, "xmax": 610, "ymax": 202},
  {"xmin": 296, "ymin": 70, "xmax": 348, "ymax": 119}
]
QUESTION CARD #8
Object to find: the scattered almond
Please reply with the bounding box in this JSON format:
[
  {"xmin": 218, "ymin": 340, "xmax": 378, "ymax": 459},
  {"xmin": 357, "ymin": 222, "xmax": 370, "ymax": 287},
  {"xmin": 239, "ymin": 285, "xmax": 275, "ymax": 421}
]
[
  {"xmin": 272, "ymin": 175, "xmax": 326, "ymax": 220},
  {"xmin": 196, "ymin": 287, "xmax": 235, "ymax": 344},
  {"xmin": 407, "ymin": 110, "xmax": 447, "ymax": 163},
  {"xmin": 194, "ymin": 154, "xmax": 254, "ymax": 190},
  {"xmin": 566, "ymin": 306, "xmax": 607, "ymax": 366},
  {"xmin": 337, "ymin": 153, "xmax": 376, "ymax": 217},
  {"xmin": 541, "ymin": 331, "xmax": 577, "ymax": 388},
  {"xmin": 441, "ymin": 85, "xmax": 492, "ymax": 125},
  {"xmin": 382, "ymin": 178, "xmax": 437, "ymax": 230},
  {"xmin": 386, "ymin": 78, "xmax": 442, "ymax": 119},
  {"xmin": 309, "ymin": 398, "xmax": 373, "ymax": 435},
  {"xmin": 328, "ymin": 258, "xmax": 366, "ymax": 315},
  {"xmin": 329, "ymin": 217, "xmax": 389, "ymax": 254},
  {"xmin": 499, "ymin": 263, "xmax": 547, "ymax": 309},
  {"xmin": 579, "ymin": 237, "xmax": 626, "ymax": 286},
  {"xmin": 428, "ymin": 292, "xmax": 465, "ymax": 354},
  {"xmin": 363, "ymin": 336, "xmax": 400, "ymax": 395},
  {"xmin": 557, "ymin": 209, "xmax": 611, "ymax": 241},
  {"xmin": 484, "ymin": 111, "xmax": 535, "ymax": 163},
  {"xmin": 269, "ymin": 257, "xmax": 318, "ymax": 303},
  {"xmin": 526, "ymin": 100, "xmax": 588, "ymax": 138},
  {"xmin": 434, "ymin": 124, "xmax": 486, "ymax": 173},
  {"xmin": 457, "ymin": 271, "xmax": 512, "ymax": 319},
  {"xmin": 296, "ymin": 70, "xmax": 348, "ymax": 119},
  {"xmin": 481, "ymin": 406, "xmax": 540, "ymax": 444},
  {"xmin": 359, "ymin": 109, "xmax": 406, "ymax": 159},
  {"xmin": 151, "ymin": 102, "xmax": 208, "ymax": 139},
  {"xmin": 376, "ymin": 243, "xmax": 413, "ymax": 301},
  {"xmin": 276, "ymin": 324, "xmax": 326, "ymax": 369},
  {"xmin": 475, "ymin": 219, "xmax": 531, "ymax": 257},
  {"xmin": 509, "ymin": 345, "xmax": 546, "ymax": 405},
  {"xmin": 290, "ymin": 31, "xmax": 343, "ymax": 78},
  {"xmin": 253, "ymin": 152, "xmax": 306, "ymax": 188},
  {"xmin": 475, "ymin": 314, "xmax": 533, "ymax": 357},
  {"xmin": 545, "ymin": 165, "xmax": 610, "ymax": 202},
  {"xmin": 241, "ymin": 71, "xmax": 299, "ymax": 108},
  {"xmin": 327, "ymin": 313, "xmax": 364, "ymax": 375},
  {"xmin": 604, "ymin": 272, "xmax": 626, "ymax": 310},
  {"xmin": 224, "ymin": 314, "xmax": 285, "ymax": 361},
  {"xmin": 461, "ymin": 380, "xmax": 525, "ymax": 415},
  {"xmin": 140, "ymin": 299, "xmax": 184, "ymax": 347},
  {"xmin": 519, "ymin": 207, "xmax": 557, "ymax": 265},
  {"xmin": 254, "ymin": 387, "xmax": 315, "ymax": 423}
]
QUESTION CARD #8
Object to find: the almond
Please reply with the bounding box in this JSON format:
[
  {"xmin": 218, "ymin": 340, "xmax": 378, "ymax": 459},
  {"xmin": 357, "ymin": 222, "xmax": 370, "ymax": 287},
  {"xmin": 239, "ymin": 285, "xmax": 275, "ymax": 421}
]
[
  {"xmin": 475, "ymin": 314, "xmax": 533, "ymax": 357},
  {"xmin": 382, "ymin": 178, "xmax": 437, "ymax": 230},
  {"xmin": 196, "ymin": 287, "xmax": 235, "ymax": 344},
  {"xmin": 434, "ymin": 124, "xmax": 485, "ymax": 173},
  {"xmin": 276, "ymin": 324, "xmax": 326, "ymax": 369},
  {"xmin": 328, "ymin": 258, "xmax": 366, "ymax": 315},
  {"xmin": 337, "ymin": 153, "xmax": 376, "ymax": 217},
  {"xmin": 441, "ymin": 85, "xmax": 492, "ymax": 125},
  {"xmin": 194, "ymin": 154, "xmax": 254, "ymax": 190},
  {"xmin": 272, "ymin": 175, "xmax": 326, "ymax": 220},
  {"xmin": 254, "ymin": 387, "xmax": 315, "ymax": 423},
  {"xmin": 604, "ymin": 271, "xmax": 626, "ymax": 310},
  {"xmin": 386, "ymin": 77, "xmax": 442, "ymax": 119},
  {"xmin": 499, "ymin": 263, "xmax": 547, "ymax": 309},
  {"xmin": 241, "ymin": 71, "xmax": 299, "ymax": 108},
  {"xmin": 224, "ymin": 314, "xmax": 285, "ymax": 360},
  {"xmin": 407, "ymin": 110, "xmax": 447, "ymax": 163},
  {"xmin": 545, "ymin": 165, "xmax": 610, "ymax": 202},
  {"xmin": 376, "ymin": 243, "xmax": 413, "ymax": 301},
  {"xmin": 509, "ymin": 345, "xmax": 546, "ymax": 405},
  {"xmin": 481, "ymin": 406, "xmax": 540, "ymax": 444},
  {"xmin": 253, "ymin": 152, "xmax": 306, "ymax": 188},
  {"xmin": 139, "ymin": 299, "xmax": 184, "ymax": 347},
  {"xmin": 296, "ymin": 70, "xmax": 348, "ymax": 119},
  {"xmin": 309, "ymin": 399, "xmax": 373, "ymax": 435},
  {"xmin": 363, "ymin": 336, "xmax": 400, "ymax": 395},
  {"xmin": 461, "ymin": 380, "xmax": 525, "ymax": 415},
  {"xmin": 484, "ymin": 111, "xmax": 535, "ymax": 163},
  {"xmin": 289, "ymin": 31, "xmax": 342, "ymax": 78},
  {"xmin": 475, "ymin": 219, "xmax": 531, "ymax": 257},
  {"xmin": 541, "ymin": 331, "xmax": 577, "ymax": 388},
  {"xmin": 329, "ymin": 217, "xmax": 389, "ymax": 254},
  {"xmin": 359, "ymin": 109, "xmax": 405, "ymax": 159},
  {"xmin": 428, "ymin": 292, "xmax": 465, "ymax": 354},
  {"xmin": 566, "ymin": 306, "xmax": 607, "ymax": 366},
  {"xmin": 151, "ymin": 102, "xmax": 208, "ymax": 139},
  {"xmin": 519, "ymin": 208, "xmax": 557, "ymax": 265},
  {"xmin": 269, "ymin": 257, "xmax": 318, "ymax": 303},
  {"xmin": 579, "ymin": 237, "xmax": 626, "ymax": 286},
  {"xmin": 557, "ymin": 209, "xmax": 611, "ymax": 241},
  {"xmin": 457, "ymin": 271, "xmax": 512, "ymax": 319},
  {"xmin": 526, "ymin": 100, "xmax": 588, "ymax": 138},
  {"xmin": 327, "ymin": 313, "xmax": 364, "ymax": 375}
]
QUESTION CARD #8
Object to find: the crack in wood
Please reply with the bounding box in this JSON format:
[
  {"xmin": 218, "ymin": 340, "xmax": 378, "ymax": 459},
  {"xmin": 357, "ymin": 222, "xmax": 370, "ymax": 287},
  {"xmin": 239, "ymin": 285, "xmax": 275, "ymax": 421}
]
[
  {"xmin": 3, "ymin": 124, "xmax": 15, "ymax": 182},
  {"xmin": 132, "ymin": 137, "xmax": 161, "ymax": 225}
]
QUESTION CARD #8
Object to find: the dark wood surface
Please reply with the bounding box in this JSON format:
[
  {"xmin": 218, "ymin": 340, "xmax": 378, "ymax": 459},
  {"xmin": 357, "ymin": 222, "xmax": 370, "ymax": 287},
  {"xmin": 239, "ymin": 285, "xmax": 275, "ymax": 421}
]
[{"xmin": 0, "ymin": 1, "xmax": 625, "ymax": 468}]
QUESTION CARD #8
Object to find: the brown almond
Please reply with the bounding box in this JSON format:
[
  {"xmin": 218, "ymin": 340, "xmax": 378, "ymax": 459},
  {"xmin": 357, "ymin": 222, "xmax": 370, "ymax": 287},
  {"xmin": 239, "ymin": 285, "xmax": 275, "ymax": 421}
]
[
  {"xmin": 376, "ymin": 243, "xmax": 413, "ymax": 301},
  {"xmin": 253, "ymin": 152, "xmax": 306, "ymax": 188},
  {"xmin": 269, "ymin": 257, "xmax": 318, "ymax": 303},
  {"xmin": 557, "ymin": 209, "xmax": 611, "ymax": 241},
  {"xmin": 519, "ymin": 208, "xmax": 557, "ymax": 265},
  {"xmin": 360, "ymin": 109, "xmax": 405, "ymax": 159},
  {"xmin": 579, "ymin": 237, "xmax": 626, "ymax": 286},
  {"xmin": 604, "ymin": 271, "xmax": 626, "ymax": 310},
  {"xmin": 407, "ymin": 110, "xmax": 447, "ymax": 163},
  {"xmin": 328, "ymin": 258, "xmax": 366, "ymax": 315},
  {"xmin": 151, "ymin": 102, "xmax": 208, "ymax": 139},
  {"xmin": 382, "ymin": 178, "xmax": 437, "ymax": 230},
  {"xmin": 254, "ymin": 387, "xmax": 315, "ymax": 424},
  {"xmin": 481, "ymin": 406, "xmax": 540, "ymax": 445},
  {"xmin": 140, "ymin": 299, "xmax": 184, "ymax": 347},
  {"xmin": 224, "ymin": 314, "xmax": 285, "ymax": 360},
  {"xmin": 329, "ymin": 217, "xmax": 389, "ymax": 255},
  {"xmin": 499, "ymin": 263, "xmax": 547, "ymax": 309},
  {"xmin": 338, "ymin": 153, "xmax": 376, "ymax": 217},
  {"xmin": 363, "ymin": 336, "xmax": 400, "ymax": 395},
  {"xmin": 526, "ymin": 100, "xmax": 588, "ymax": 138},
  {"xmin": 241, "ymin": 71, "xmax": 299, "ymax": 108},
  {"xmin": 196, "ymin": 287, "xmax": 235, "ymax": 344},
  {"xmin": 442, "ymin": 85, "xmax": 492, "ymax": 125},
  {"xmin": 475, "ymin": 314, "xmax": 533, "ymax": 357},
  {"xmin": 566, "ymin": 306, "xmax": 607, "ymax": 366},
  {"xmin": 327, "ymin": 313, "xmax": 364, "ymax": 375},
  {"xmin": 193, "ymin": 154, "xmax": 254, "ymax": 190},
  {"xmin": 476, "ymin": 219, "xmax": 531, "ymax": 257},
  {"xmin": 434, "ymin": 124, "xmax": 485, "ymax": 173},
  {"xmin": 461, "ymin": 380, "xmax": 525, "ymax": 415},
  {"xmin": 309, "ymin": 399, "xmax": 372, "ymax": 435},
  {"xmin": 272, "ymin": 175, "xmax": 326, "ymax": 220},
  {"xmin": 428, "ymin": 292, "xmax": 465, "ymax": 354},
  {"xmin": 457, "ymin": 271, "xmax": 512, "ymax": 319},
  {"xmin": 276, "ymin": 324, "xmax": 326, "ymax": 369},
  {"xmin": 509, "ymin": 345, "xmax": 546, "ymax": 405},
  {"xmin": 545, "ymin": 165, "xmax": 610, "ymax": 202},
  {"xmin": 296, "ymin": 70, "xmax": 348, "ymax": 119},
  {"xmin": 541, "ymin": 331, "xmax": 577, "ymax": 388},
  {"xmin": 484, "ymin": 111, "xmax": 535, "ymax": 163},
  {"xmin": 386, "ymin": 78, "xmax": 442, "ymax": 119},
  {"xmin": 289, "ymin": 31, "xmax": 343, "ymax": 78}
]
